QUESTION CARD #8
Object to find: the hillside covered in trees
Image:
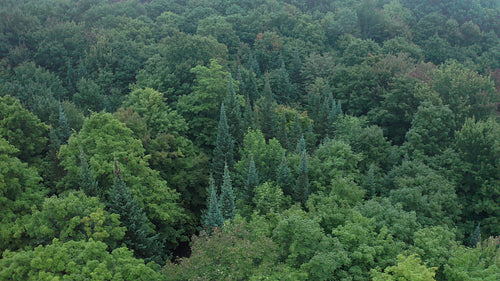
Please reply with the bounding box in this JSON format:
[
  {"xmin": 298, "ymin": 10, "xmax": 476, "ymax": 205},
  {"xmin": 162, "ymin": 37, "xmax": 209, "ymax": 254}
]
[{"xmin": 0, "ymin": 0, "xmax": 499, "ymax": 280}]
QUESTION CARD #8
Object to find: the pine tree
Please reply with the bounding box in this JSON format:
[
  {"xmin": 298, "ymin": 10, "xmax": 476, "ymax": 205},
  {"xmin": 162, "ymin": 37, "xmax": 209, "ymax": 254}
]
[
  {"xmin": 468, "ymin": 223, "xmax": 482, "ymax": 247},
  {"xmin": 219, "ymin": 163, "xmax": 235, "ymax": 220},
  {"xmin": 244, "ymin": 154, "xmax": 259, "ymax": 204},
  {"xmin": 289, "ymin": 112, "xmax": 303, "ymax": 150},
  {"xmin": 211, "ymin": 103, "xmax": 235, "ymax": 186},
  {"xmin": 204, "ymin": 176, "xmax": 223, "ymax": 232},
  {"xmin": 277, "ymin": 111, "xmax": 288, "ymax": 149},
  {"xmin": 59, "ymin": 102, "xmax": 71, "ymax": 144},
  {"xmin": 79, "ymin": 148, "xmax": 101, "ymax": 198},
  {"xmin": 277, "ymin": 155, "xmax": 293, "ymax": 197},
  {"xmin": 224, "ymin": 75, "xmax": 243, "ymax": 146},
  {"xmin": 255, "ymin": 74, "xmax": 278, "ymax": 140},
  {"xmin": 295, "ymin": 150, "xmax": 309, "ymax": 207}
]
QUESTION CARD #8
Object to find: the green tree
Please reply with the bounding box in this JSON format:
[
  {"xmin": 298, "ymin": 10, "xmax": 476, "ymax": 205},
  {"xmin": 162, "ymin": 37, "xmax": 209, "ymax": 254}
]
[
  {"xmin": 244, "ymin": 154, "xmax": 259, "ymax": 204},
  {"xmin": 0, "ymin": 239, "xmax": 163, "ymax": 280},
  {"xmin": 255, "ymin": 74, "xmax": 278, "ymax": 140},
  {"xmin": 79, "ymin": 148, "xmax": 101, "ymax": 198},
  {"xmin": 371, "ymin": 254, "xmax": 437, "ymax": 281},
  {"xmin": 0, "ymin": 137, "xmax": 46, "ymax": 252},
  {"xmin": 24, "ymin": 191, "xmax": 125, "ymax": 249},
  {"xmin": 219, "ymin": 163, "xmax": 236, "ymax": 220},
  {"xmin": 295, "ymin": 150, "xmax": 309, "ymax": 207},
  {"xmin": 177, "ymin": 59, "xmax": 230, "ymax": 149},
  {"xmin": 211, "ymin": 103, "xmax": 235, "ymax": 186},
  {"xmin": 277, "ymin": 155, "xmax": 294, "ymax": 197},
  {"xmin": 58, "ymin": 112, "xmax": 184, "ymax": 249},
  {"xmin": 454, "ymin": 118, "xmax": 500, "ymax": 237},
  {"xmin": 204, "ymin": 176, "xmax": 223, "ymax": 232},
  {"xmin": 107, "ymin": 162, "xmax": 165, "ymax": 264},
  {"xmin": 0, "ymin": 95, "xmax": 49, "ymax": 165}
]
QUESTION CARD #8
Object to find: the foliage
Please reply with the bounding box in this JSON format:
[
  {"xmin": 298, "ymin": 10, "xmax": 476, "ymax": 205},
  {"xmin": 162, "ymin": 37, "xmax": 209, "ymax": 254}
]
[{"xmin": 371, "ymin": 254, "xmax": 437, "ymax": 281}]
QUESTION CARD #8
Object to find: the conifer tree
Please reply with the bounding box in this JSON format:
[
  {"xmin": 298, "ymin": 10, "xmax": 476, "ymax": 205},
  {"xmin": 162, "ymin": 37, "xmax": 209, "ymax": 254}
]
[
  {"xmin": 58, "ymin": 102, "xmax": 71, "ymax": 144},
  {"xmin": 289, "ymin": 113, "xmax": 303, "ymax": 150},
  {"xmin": 290, "ymin": 44, "xmax": 303, "ymax": 97},
  {"xmin": 211, "ymin": 103, "xmax": 235, "ymax": 186},
  {"xmin": 242, "ymin": 98, "xmax": 255, "ymax": 132},
  {"xmin": 305, "ymin": 120, "xmax": 316, "ymax": 150},
  {"xmin": 295, "ymin": 150, "xmax": 309, "ymax": 207},
  {"xmin": 277, "ymin": 155, "xmax": 293, "ymax": 197},
  {"xmin": 244, "ymin": 154, "xmax": 259, "ymax": 204},
  {"xmin": 296, "ymin": 134, "xmax": 306, "ymax": 154},
  {"xmin": 204, "ymin": 176, "xmax": 223, "ymax": 233},
  {"xmin": 79, "ymin": 148, "xmax": 100, "ymax": 198},
  {"xmin": 277, "ymin": 111, "xmax": 288, "ymax": 149},
  {"xmin": 276, "ymin": 60, "xmax": 294, "ymax": 104},
  {"xmin": 219, "ymin": 163, "xmax": 235, "ymax": 220},
  {"xmin": 224, "ymin": 75, "xmax": 243, "ymax": 145},
  {"xmin": 255, "ymin": 74, "xmax": 278, "ymax": 140},
  {"xmin": 107, "ymin": 161, "xmax": 164, "ymax": 264}
]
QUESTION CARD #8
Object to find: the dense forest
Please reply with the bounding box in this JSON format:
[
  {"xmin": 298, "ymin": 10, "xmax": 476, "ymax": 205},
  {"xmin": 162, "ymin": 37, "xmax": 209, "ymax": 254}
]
[{"xmin": 0, "ymin": 0, "xmax": 499, "ymax": 280}]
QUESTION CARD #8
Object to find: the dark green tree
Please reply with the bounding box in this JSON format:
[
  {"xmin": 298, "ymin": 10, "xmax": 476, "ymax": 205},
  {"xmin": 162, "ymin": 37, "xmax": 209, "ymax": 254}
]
[
  {"xmin": 58, "ymin": 101, "xmax": 72, "ymax": 144},
  {"xmin": 277, "ymin": 155, "xmax": 294, "ymax": 197},
  {"xmin": 255, "ymin": 74, "xmax": 278, "ymax": 140},
  {"xmin": 212, "ymin": 103, "xmax": 235, "ymax": 187},
  {"xmin": 275, "ymin": 60, "xmax": 294, "ymax": 104},
  {"xmin": 295, "ymin": 150, "xmax": 310, "ymax": 207},
  {"xmin": 289, "ymin": 113, "xmax": 303, "ymax": 150},
  {"xmin": 204, "ymin": 176, "xmax": 223, "ymax": 232},
  {"xmin": 277, "ymin": 111, "xmax": 288, "ymax": 149},
  {"xmin": 224, "ymin": 75, "xmax": 243, "ymax": 146},
  {"xmin": 107, "ymin": 161, "xmax": 165, "ymax": 264},
  {"xmin": 219, "ymin": 163, "xmax": 235, "ymax": 220},
  {"xmin": 244, "ymin": 154, "xmax": 259, "ymax": 204}
]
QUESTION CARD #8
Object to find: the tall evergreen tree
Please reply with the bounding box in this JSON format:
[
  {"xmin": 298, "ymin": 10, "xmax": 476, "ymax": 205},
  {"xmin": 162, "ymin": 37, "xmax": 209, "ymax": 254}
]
[
  {"xmin": 290, "ymin": 44, "xmax": 303, "ymax": 99},
  {"xmin": 277, "ymin": 154, "xmax": 293, "ymax": 197},
  {"xmin": 211, "ymin": 103, "xmax": 235, "ymax": 186},
  {"xmin": 204, "ymin": 176, "xmax": 223, "ymax": 233},
  {"xmin": 79, "ymin": 147, "xmax": 100, "ymax": 198},
  {"xmin": 255, "ymin": 74, "xmax": 278, "ymax": 140},
  {"xmin": 294, "ymin": 150, "xmax": 309, "ymax": 207},
  {"xmin": 296, "ymin": 135, "xmax": 306, "ymax": 154},
  {"xmin": 277, "ymin": 111, "xmax": 289, "ymax": 149},
  {"xmin": 289, "ymin": 113, "xmax": 303, "ymax": 150},
  {"xmin": 276, "ymin": 60, "xmax": 294, "ymax": 104},
  {"xmin": 305, "ymin": 120, "xmax": 316, "ymax": 151},
  {"xmin": 219, "ymin": 163, "xmax": 235, "ymax": 220},
  {"xmin": 58, "ymin": 102, "xmax": 71, "ymax": 144},
  {"xmin": 244, "ymin": 154, "xmax": 259, "ymax": 204},
  {"xmin": 107, "ymin": 161, "xmax": 164, "ymax": 264},
  {"xmin": 242, "ymin": 97, "xmax": 255, "ymax": 132},
  {"xmin": 224, "ymin": 75, "xmax": 243, "ymax": 146}
]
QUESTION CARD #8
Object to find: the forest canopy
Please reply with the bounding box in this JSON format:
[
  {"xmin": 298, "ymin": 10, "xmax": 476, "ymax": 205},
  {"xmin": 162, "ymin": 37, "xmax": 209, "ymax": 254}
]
[{"xmin": 1, "ymin": 0, "xmax": 499, "ymax": 280}]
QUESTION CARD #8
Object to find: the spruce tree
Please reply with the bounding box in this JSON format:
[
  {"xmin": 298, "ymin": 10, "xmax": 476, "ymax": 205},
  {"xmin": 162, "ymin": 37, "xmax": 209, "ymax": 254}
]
[
  {"xmin": 211, "ymin": 103, "xmax": 235, "ymax": 186},
  {"xmin": 107, "ymin": 161, "xmax": 164, "ymax": 264},
  {"xmin": 79, "ymin": 148, "xmax": 101, "ymax": 198},
  {"xmin": 305, "ymin": 120, "xmax": 316, "ymax": 150},
  {"xmin": 295, "ymin": 150, "xmax": 309, "ymax": 207},
  {"xmin": 59, "ymin": 102, "xmax": 72, "ymax": 143},
  {"xmin": 219, "ymin": 163, "xmax": 235, "ymax": 220},
  {"xmin": 224, "ymin": 75, "xmax": 243, "ymax": 146},
  {"xmin": 290, "ymin": 44, "xmax": 303, "ymax": 98},
  {"xmin": 244, "ymin": 154, "xmax": 259, "ymax": 204},
  {"xmin": 255, "ymin": 74, "xmax": 278, "ymax": 140},
  {"xmin": 276, "ymin": 60, "xmax": 293, "ymax": 104},
  {"xmin": 277, "ymin": 155, "xmax": 293, "ymax": 197},
  {"xmin": 204, "ymin": 176, "xmax": 223, "ymax": 232},
  {"xmin": 277, "ymin": 111, "xmax": 288, "ymax": 149},
  {"xmin": 296, "ymin": 134, "xmax": 306, "ymax": 154},
  {"xmin": 242, "ymin": 97, "xmax": 255, "ymax": 132},
  {"xmin": 289, "ymin": 112, "xmax": 303, "ymax": 150}
]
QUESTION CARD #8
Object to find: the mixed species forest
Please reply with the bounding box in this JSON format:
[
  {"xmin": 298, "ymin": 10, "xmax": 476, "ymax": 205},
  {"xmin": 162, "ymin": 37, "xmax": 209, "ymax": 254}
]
[{"xmin": 1, "ymin": 0, "xmax": 500, "ymax": 280}]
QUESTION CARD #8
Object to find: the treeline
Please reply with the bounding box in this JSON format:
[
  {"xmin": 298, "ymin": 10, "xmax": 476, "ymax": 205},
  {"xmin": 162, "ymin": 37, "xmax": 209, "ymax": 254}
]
[{"xmin": 0, "ymin": 0, "xmax": 499, "ymax": 280}]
